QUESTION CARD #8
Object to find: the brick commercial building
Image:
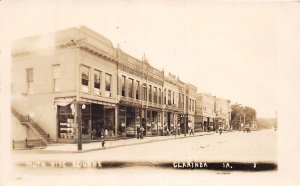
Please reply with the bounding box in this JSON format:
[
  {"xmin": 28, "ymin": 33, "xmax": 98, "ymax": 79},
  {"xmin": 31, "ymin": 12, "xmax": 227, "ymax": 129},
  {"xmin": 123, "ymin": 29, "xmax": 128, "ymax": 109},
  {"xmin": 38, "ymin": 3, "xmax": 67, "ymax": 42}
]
[
  {"xmin": 214, "ymin": 97, "xmax": 231, "ymax": 130},
  {"xmin": 195, "ymin": 93, "xmax": 216, "ymax": 132},
  {"xmin": 11, "ymin": 26, "xmax": 197, "ymax": 145}
]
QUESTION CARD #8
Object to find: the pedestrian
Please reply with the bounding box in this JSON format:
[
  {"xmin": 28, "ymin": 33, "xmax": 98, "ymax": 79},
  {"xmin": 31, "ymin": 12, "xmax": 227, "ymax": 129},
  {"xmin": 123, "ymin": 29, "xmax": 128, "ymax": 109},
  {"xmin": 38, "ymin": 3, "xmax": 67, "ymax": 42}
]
[
  {"xmin": 189, "ymin": 128, "xmax": 194, "ymax": 135},
  {"xmin": 91, "ymin": 129, "xmax": 96, "ymax": 140},
  {"xmin": 102, "ymin": 129, "xmax": 106, "ymax": 148},
  {"xmin": 137, "ymin": 126, "xmax": 140, "ymax": 139},
  {"xmin": 102, "ymin": 138, "xmax": 105, "ymax": 148},
  {"xmin": 140, "ymin": 126, "xmax": 144, "ymax": 139},
  {"xmin": 166, "ymin": 126, "xmax": 169, "ymax": 136},
  {"xmin": 219, "ymin": 128, "xmax": 222, "ymax": 135}
]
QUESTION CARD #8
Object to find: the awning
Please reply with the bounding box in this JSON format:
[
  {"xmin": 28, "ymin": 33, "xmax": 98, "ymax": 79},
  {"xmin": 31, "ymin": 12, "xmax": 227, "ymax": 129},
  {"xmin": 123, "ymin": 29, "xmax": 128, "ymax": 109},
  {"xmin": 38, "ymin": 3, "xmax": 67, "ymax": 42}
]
[{"xmin": 54, "ymin": 98, "xmax": 75, "ymax": 106}]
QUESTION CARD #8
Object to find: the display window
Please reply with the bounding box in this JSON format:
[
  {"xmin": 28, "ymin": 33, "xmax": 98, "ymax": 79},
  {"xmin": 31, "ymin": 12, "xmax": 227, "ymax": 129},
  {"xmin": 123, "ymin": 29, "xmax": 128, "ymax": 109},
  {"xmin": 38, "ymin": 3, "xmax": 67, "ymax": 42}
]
[{"xmin": 57, "ymin": 104, "xmax": 75, "ymax": 139}]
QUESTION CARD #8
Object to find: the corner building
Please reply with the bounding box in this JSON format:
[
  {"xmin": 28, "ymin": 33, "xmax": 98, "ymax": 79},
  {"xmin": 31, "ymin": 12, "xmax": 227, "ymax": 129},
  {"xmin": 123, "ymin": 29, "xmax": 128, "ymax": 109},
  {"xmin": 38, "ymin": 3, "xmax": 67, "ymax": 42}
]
[{"xmin": 11, "ymin": 26, "xmax": 197, "ymax": 143}]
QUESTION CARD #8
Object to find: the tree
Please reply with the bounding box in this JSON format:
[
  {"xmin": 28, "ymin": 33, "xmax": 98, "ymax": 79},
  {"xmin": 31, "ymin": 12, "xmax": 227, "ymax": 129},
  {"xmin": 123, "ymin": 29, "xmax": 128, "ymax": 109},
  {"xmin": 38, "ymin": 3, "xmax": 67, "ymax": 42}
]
[{"xmin": 231, "ymin": 104, "xmax": 256, "ymax": 130}]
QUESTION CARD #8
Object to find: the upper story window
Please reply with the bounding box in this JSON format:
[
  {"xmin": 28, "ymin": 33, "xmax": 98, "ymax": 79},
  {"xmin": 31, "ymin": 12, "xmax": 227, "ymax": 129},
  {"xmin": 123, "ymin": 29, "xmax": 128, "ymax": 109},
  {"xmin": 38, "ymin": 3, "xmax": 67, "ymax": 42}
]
[
  {"xmin": 128, "ymin": 78, "xmax": 133, "ymax": 98},
  {"xmin": 172, "ymin": 92, "xmax": 175, "ymax": 105},
  {"xmin": 121, "ymin": 75, "xmax": 126, "ymax": 97},
  {"xmin": 158, "ymin": 88, "xmax": 161, "ymax": 104},
  {"xmin": 189, "ymin": 98, "xmax": 192, "ymax": 111},
  {"xmin": 105, "ymin": 73, "xmax": 112, "ymax": 97},
  {"xmin": 81, "ymin": 66, "xmax": 90, "ymax": 93},
  {"xmin": 164, "ymin": 89, "xmax": 166, "ymax": 105},
  {"xmin": 153, "ymin": 87, "xmax": 157, "ymax": 104},
  {"xmin": 148, "ymin": 85, "xmax": 152, "ymax": 103},
  {"xmin": 186, "ymin": 96, "xmax": 188, "ymax": 110},
  {"xmin": 167, "ymin": 90, "xmax": 171, "ymax": 105},
  {"xmin": 136, "ymin": 80, "xmax": 140, "ymax": 100},
  {"xmin": 178, "ymin": 93, "xmax": 181, "ymax": 107},
  {"xmin": 26, "ymin": 68, "xmax": 34, "ymax": 94},
  {"xmin": 94, "ymin": 69, "xmax": 101, "ymax": 95},
  {"xmin": 143, "ymin": 83, "xmax": 147, "ymax": 101},
  {"xmin": 52, "ymin": 65, "xmax": 61, "ymax": 92},
  {"xmin": 192, "ymin": 100, "xmax": 195, "ymax": 111}
]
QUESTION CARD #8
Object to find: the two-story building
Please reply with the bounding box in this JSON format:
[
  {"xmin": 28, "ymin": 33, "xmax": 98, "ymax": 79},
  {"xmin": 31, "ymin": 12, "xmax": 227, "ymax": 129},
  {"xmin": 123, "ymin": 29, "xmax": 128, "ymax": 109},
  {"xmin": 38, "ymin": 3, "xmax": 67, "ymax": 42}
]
[
  {"xmin": 12, "ymin": 26, "xmax": 119, "ymax": 143},
  {"xmin": 195, "ymin": 93, "xmax": 216, "ymax": 132},
  {"xmin": 186, "ymin": 84, "xmax": 197, "ymax": 133},
  {"xmin": 215, "ymin": 97, "xmax": 231, "ymax": 130},
  {"xmin": 11, "ymin": 26, "xmax": 199, "ymax": 145},
  {"xmin": 116, "ymin": 47, "xmax": 164, "ymax": 137}
]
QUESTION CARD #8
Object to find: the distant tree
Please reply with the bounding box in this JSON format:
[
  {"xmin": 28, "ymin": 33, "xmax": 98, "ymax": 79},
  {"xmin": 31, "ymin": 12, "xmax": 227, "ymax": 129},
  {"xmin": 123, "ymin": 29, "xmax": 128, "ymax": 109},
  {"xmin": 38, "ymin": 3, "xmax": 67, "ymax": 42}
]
[{"xmin": 231, "ymin": 104, "xmax": 256, "ymax": 130}]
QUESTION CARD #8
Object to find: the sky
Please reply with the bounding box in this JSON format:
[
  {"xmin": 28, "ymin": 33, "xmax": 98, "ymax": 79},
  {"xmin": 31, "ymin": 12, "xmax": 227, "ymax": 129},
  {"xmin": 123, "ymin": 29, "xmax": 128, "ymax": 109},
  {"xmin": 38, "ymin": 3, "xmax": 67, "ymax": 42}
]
[{"xmin": 1, "ymin": 0, "xmax": 298, "ymax": 118}]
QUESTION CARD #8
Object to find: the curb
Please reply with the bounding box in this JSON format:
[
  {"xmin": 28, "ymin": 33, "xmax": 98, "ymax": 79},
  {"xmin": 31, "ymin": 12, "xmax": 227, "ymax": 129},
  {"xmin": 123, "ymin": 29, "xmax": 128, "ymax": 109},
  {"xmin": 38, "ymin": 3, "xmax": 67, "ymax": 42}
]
[{"xmin": 36, "ymin": 132, "xmax": 219, "ymax": 154}]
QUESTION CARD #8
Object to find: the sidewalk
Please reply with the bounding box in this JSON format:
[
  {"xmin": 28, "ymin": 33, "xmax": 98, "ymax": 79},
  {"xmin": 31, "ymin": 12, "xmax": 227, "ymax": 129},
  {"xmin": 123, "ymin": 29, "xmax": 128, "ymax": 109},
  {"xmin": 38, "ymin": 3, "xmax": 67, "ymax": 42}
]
[{"xmin": 37, "ymin": 131, "xmax": 218, "ymax": 153}]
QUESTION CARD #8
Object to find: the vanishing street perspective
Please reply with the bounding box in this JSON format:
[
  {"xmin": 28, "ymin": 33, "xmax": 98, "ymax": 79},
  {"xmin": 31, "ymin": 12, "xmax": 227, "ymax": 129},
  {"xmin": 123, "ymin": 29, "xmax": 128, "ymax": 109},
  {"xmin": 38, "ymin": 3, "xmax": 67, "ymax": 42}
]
[{"xmin": 10, "ymin": 26, "xmax": 277, "ymax": 171}]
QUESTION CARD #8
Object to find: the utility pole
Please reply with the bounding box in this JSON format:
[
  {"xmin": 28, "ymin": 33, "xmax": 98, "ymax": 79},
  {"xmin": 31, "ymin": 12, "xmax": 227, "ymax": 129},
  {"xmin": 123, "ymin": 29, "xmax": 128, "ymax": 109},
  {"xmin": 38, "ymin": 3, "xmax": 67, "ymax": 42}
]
[
  {"xmin": 77, "ymin": 103, "xmax": 82, "ymax": 150},
  {"xmin": 182, "ymin": 115, "xmax": 186, "ymax": 136},
  {"xmin": 239, "ymin": 114, "xmax": 241, "ymax": 130}
]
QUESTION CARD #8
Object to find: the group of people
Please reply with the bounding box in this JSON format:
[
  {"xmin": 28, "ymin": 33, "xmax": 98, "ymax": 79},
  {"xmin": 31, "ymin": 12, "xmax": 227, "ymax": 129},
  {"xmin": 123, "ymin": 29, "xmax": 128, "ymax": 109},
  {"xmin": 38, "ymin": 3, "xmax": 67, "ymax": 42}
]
[{"xmin": 91, "ymin": 128, "xmax": 109, "ymax": 140}]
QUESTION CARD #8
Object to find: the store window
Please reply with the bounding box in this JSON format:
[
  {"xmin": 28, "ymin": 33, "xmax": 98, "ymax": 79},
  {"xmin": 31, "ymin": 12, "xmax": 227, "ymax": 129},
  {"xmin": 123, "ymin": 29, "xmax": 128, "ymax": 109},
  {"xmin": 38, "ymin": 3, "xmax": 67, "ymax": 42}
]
[
  {"xmin": 81, "ymin": 66, "xmax": 90, "ymax": 93},
  {"xmin": 136, "ymin": 80, "xmax": 140, "ymax": 100},
  {"xmin": 94, "ymin": 69, "xmax": 101, "ymax": 95},
  {"xmin": 57, "ymin": 104, "xmax": 74, "ymax": 139},
  {"xmin": 81, "ymin": 104, "xmax": 91, "ymax": 135},
  {"xmin": 143, "ymin": 83, "xmax": 147, "ymax": 101},
  {"xmin": 52, "ymin": 65, "xmax": 60, "ymax": 92},
  {"xmin": 153, "ymin": 87, "xmax": 157, "ymax": 104},
  {"xmin": 121, "ymin": 75, "xmax": 126, "ymax": 97},
  {"xmin": 26, "ymin": 68, "xmax": 34, "ymax": 94},
  {"xmin": 128, "ymin": 78, "xmax": 133, "ymax": 98},
  {"xmin": 149, "ymin": 85, "xmax": 152, "ymax": 103},
  {"xmin": 105, "ymin": 73, "xmax": 112, "ymax": 97}
]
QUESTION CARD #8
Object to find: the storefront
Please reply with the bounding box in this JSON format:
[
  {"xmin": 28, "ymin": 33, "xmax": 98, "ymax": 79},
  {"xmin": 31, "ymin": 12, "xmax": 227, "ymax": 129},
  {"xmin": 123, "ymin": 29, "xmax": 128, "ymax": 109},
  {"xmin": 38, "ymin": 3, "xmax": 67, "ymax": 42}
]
[
  {"xmin": 194, "ymin": 115, "xmax": 203, "ymax": 132},
  {"xmin": 143, "ymin": 109, "xmax": 161, "ymax": 136},
  {"xmin": 119, "ymin": 106, "xmax": 140, "ymax": 138},
  {"xmin": 57, "ymin": 101, "xmax": 116, "ymax": 143}
]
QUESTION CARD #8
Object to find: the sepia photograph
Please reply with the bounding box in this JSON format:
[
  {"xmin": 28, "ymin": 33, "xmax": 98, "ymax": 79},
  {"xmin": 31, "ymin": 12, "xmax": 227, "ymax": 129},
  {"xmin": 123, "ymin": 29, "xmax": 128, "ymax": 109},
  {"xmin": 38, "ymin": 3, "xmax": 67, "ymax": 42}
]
[{"xmin": 1, "ymin": 0, "xmax": 300, "ymax": 186}]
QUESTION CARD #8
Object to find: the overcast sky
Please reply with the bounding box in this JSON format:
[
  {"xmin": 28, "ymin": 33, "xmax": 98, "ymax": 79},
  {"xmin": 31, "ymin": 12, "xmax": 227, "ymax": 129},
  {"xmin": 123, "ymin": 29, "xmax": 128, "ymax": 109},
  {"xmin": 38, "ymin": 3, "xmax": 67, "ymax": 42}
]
[{"xmin": 2, "ymin": 0, "xmax": 299, "ymax": 118}]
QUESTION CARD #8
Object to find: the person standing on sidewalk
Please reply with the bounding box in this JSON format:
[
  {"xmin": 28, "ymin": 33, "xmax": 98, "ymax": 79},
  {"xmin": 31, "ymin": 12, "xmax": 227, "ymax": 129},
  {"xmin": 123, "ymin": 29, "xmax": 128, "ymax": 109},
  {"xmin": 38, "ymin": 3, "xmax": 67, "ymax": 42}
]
[
  {"xmin": 189, "ymin": 127, "xmax": 194, "ymax": 135},
  {"xmin": 137, "ymin": 126, "xmax": 141, "ymax": 139},
  {"xmin": 102, "ymin": 128, "xmax": 106, "ymax": 148},
  {"xmin": 140, "ymin": 126, "xmax": 144, "ymax": 139}
]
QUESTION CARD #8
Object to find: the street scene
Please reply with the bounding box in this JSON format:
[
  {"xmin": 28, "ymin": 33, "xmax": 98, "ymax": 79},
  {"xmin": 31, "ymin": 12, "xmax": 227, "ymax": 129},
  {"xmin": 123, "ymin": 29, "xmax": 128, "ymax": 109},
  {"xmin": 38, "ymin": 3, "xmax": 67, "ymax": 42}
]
[
  {"xmin": 11, "ymin": 129, "xmax": 277, "ymax": 173},
  {"xmin": 4, "ymin": 1, "xmax": 297, "ymax": 186}
]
